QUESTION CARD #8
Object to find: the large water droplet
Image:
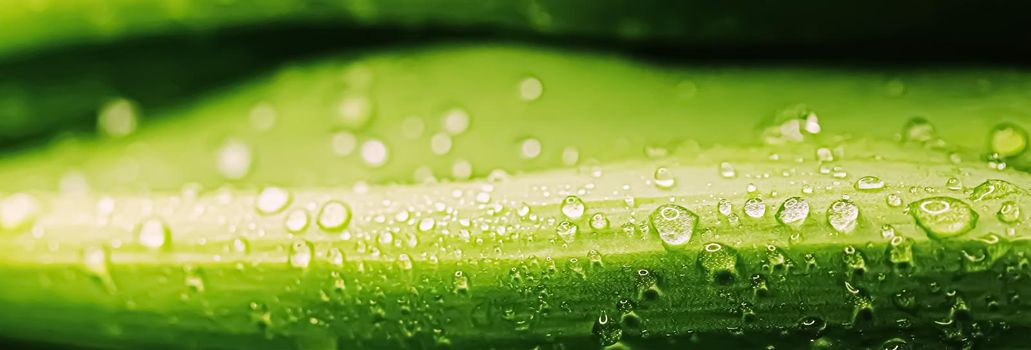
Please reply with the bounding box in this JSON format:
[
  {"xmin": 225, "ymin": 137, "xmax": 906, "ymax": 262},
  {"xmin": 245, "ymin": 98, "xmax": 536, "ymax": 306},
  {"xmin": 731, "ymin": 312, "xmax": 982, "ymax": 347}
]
[
  {"xmin": 827, "ymin": 199, "xmax": 860, "ymax": 233},
  {"xmin": 136, "ymin": 218, "xmax": 170, "ymax": 250},
  {"xmin": 317, "ymin": 200, "xmax": 352, "ymax": 232},
  {"xmin": 909, "ymin": 197, "xmax": 978, "ymax": 239},
  {"xmin": 776, "ymin": 197, "xmax": 810, "ymax": 228},
  {"xmin": 560, "ymin": 195, "xmax": 586, "ymax": 220},
  {"xmin": 589, "ymin": 212, "xmax": 609, "ymax": 231},
  {"xmin": 256, "ymin": 186, "xmax": 291, "ymax": 215},
  {"xmin": 649, "ymin": 204, "xmax": 698, "ymax": 247},
  {"xmin": 697, "ymin": 243, "xmax": 738, "ymax": 284}
]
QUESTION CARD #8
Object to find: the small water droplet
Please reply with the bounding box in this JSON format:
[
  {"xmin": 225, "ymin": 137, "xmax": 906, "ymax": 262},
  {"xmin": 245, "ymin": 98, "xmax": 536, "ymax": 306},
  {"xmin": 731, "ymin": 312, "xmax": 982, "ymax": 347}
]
[
  {"xmin": 697, "ymin": 243, "xmax": 738, "ymax": 284},
  {"xmin": 561, "ymin": 146, "xmax": 579, "ymax": 166},
  {"xmin": 452, "ymin": 270, "xmax": 470, "ymax": 295},
  {"xmin": 288, "ymin": 240, "xmax": 314, "ymax": 269},
  {"xmin": 650, "ymin": 204, "xmax": 698, "ymax": 247},
  {"xmin": 653, "ymin": 167, "xmax": 675, "ymax": 189},
  {"xmin": 82, "ymin": 245, "xmax": 116, "ymax": 293},
  {"xmin": 284, "ymin": 209, "xmax": 310, "ymax": 233},
  {"xmin": 136, "ymin": 218, "xmax": 170, "ymax": 250},
  {"xmin": 744, "ymin": 198, "xmax": 766, "ymax": 219},
  {"xmin": 886, "ymin": 193, "xmax": 903, "ymax": 207},
  {"xmin": 520, "ymin": 138, "xmax": 542, "ymax": 159},
  {"xmin": 442, "ymin": 108, "xmax": 470, "ymax": 135},
  {"xmin": 909, "ymin": 197, "xmax": 978, "ymax": 239},
  {"xmin": 360, "ymin": 139, "xmax": 389, "ymax": 167},
  {"xmin": 330, "ymin": 132, "xmax": 357, "ymax": 156},
  {"xmin": 945, "ymin": 177, "xmax": 963, "ymax": 191},
  {"xmin": 317, "ymin": 200, "xmax": 352, "ymax": 232},
  {"xmin": 589, "ymin": 213, "xmax": 609, "ymax": 231},
  {"xmin": 418, "ymin": 217, "xmax": 436, "ymax": 232},
  {"xmin": 880, "ymin": 224, "xmax": 896, "ymax": 239},
  {"xmin": 560, "ymin": 196, "xmax": 586, "ymax": 220},
  {"xmin": 855, "ymin": 176, "xmax": 885, "ymax": 192},
  {"xmin": 827, "ymin": 199, "xmax": 860, "ymax": 233},
  {"xmin": 555, "ymin": 220, "xmax": 578, "ymax": 243},
  {"xmin": 0, "ymin": 193, "xmax": 39, "ymax": 230},
  {"xmin": 719, "ymin": 162, "xmax": 737, "ymax": 178},
  {"xmin": 997, "ymin": 201, "xmax": 1022, "ymax": 224},
  {"xmin": 336, "ymin": 95, "xmax": 372, "ymax": 129},
  {"xmin": 518, "ymin": 76, "xmax": 543, "ymax": 101},
  {"xmin": 216, "ymin": 139, "xmax": 252, "ymax": 180},
  {"xmin": 97, "ymin": 98, "xmax": 138, "ymax": 138},
  {"xmin": 776, "ymin": 197, "xmax": 810, "ymax": 228},
  {"xmin": 256, "ymin": 186, "xmax": 291, "ymax": 215}
]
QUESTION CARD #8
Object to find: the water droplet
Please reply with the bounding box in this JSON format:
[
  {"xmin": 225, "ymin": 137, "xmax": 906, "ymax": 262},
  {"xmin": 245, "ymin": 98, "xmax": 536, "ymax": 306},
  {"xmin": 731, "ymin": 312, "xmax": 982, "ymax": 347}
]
[
  {"xmin": 561, "ymin": 146, "xmax": 579, "ymax": 166},
  {"xmin": 886, "ymin": 193, "xmax": 903, "ymax": 207},
  {"xmin": 284, "ymin": 209, "xmax": 310, "ymax": 233},
  {"xmin": 855, "ymin": 176, "xmax": 885, "ymax": 192},
  {"xmin": 136, "ymin": 218, "xmax": 170, "ymax": 250},
  {"xmin": 997, "ymin": 201, "xmax": 1022, "ymax": 224},
  {"xmin": 330, "ymin": 132, "xmax": 357, "ymax": 156},
  {"xmin": 560, "ymin": 196, "xmax": 586, "ymax": 220},
  {"xmin": 592, "ymin": 310, "xmax": 622, "ymax": 346},
  {"xmin": 256, "ymin": 186, "xmax": 291, "ymax": 215},
  {"xmin": 442, "ymin": 108, "xmax": 470, "ymax": 135},
  {"xmin": 970, "ymin": 179, "xmax": 1022, "ymax": 201},
  {"xmin": 0, "ymin": 193, "xmax": 39, "ymax": 230},
  {"xmin": 430, "ymin": 132, "xmax": 452, "ymax": 155},
  {"xmin": 945, "ymin": 177, "xmax": 963, "ymax": 191},
  {"xmin": 336, "ymin": 94, "xmax": 372, "ymax": 129},
  {"xmin": 417, "ymin": 217, "xmax": 436, "ymax": 232},
  {"xmin": 762, "ymin": 104, "xmax": 821, "ymax": 144},
  {"xmin": 520, "ymin": 138, "xmax": 542, "ymax": 159},
  {"xmin": 360, "ymin": 139, "xmax": 389, "ymax": 167},
  {"xmin": 518, "ymin": 76, "xmax": 543, "ymax": 101},
  {"xmin": 288, "ymin": 240, "xmax": 313, "ymax": 269},
  {"xmin": 880, "ymin": 224, "xmax": 896, "ymax": 239},
  {"xmin": 248, "ymin": 102, "xmax": 277, "ymax": 131},
  {"xmin": 887, "ymin": 236, "xmax": 914, "ymax": 270},
  {"xmin": 650, "ymin": 204, "xmax": 698, "ymax": 247},
  {"xmin": 317, "ymin": 200, "xmax": 352, "ymax": 232},
  {"xmin": 719, "ymin": 162, "xmax": 736, "ymax": 178},
  {"xmin": 989, "ymin": 122, "xmax": 1028, "ymax": 157},
  {"xmin": 816, "ymin": 147, "xmax": 834, "ymax": 162},
  {"xmin": 697, "ymin": 243, "xmax": 738, "ymax": 284},
  {"xmin": 901, "ymin": 117, "xmax": 935, "ymax": 143},
  {"xmin": 216, "ymin": 139, "xmax": 252, "ymax": 180},
  {"xmin": 82, "ymin": 245, "xmax": 116, "ymax": 293},
  {"xmin": 880, "ymin": 338, "xmax": 911, "ymax": 350},
  {"xmin": 97, "ymin": 98, "xmax": 137, "ymax": 138},
  {"xmin": 776, "ymin": 197, "xmax": 809, "ymax": 228},
  {"xmin": 909, "ymin": 197, "xmax": 978, "ymax": 239},
  {"xmin": 653, "ymin": 167, "xmax": 675, "ymax": 189},
  {"xmin": 452, "ymin": 270, "xmax": 470, "ymax": 295},
  {"xmin": 589, "ymin": 213, "xmax": 609, "ymax": 231},
  {"xmin": 452, "ymin": 159, "xmax": 472, "ymax": 180},
  {"xmin": 555, "ymin": 220, "xmax": 578, "ymax": 243},
  {"xmin": 743, "ymin": 197, "xmax": 766, "ymax": 219},
  {"xmin": 827, "ymin": 199, "xmax": 860, "ymax": 233},
  {"xmin": 717, "ymin": 199, "xmax": 733, "ymax": 217}
]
